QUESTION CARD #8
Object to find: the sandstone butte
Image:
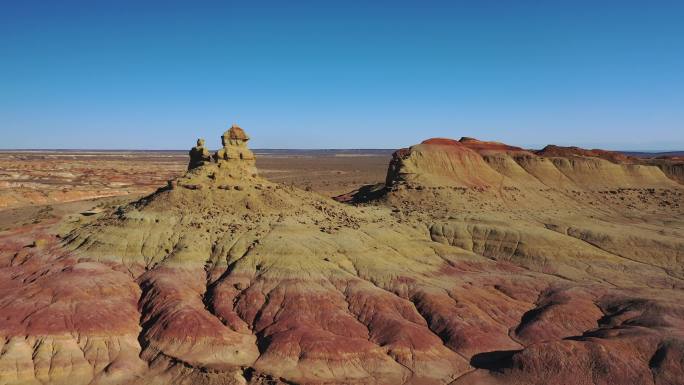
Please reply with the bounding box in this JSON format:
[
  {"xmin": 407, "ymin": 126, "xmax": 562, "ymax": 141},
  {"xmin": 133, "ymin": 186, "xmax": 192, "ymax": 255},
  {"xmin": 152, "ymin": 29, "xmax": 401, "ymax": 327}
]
[{"xmin": 0, "ymin": 126, "xmax": 683, "ymax": 385}]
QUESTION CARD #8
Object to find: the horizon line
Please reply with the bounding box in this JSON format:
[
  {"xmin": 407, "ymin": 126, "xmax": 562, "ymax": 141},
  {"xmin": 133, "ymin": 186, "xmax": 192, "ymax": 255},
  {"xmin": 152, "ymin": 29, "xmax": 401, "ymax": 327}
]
[{"xmin": 1, "ymin": 148, "xmax": 683, "ymax": 155}]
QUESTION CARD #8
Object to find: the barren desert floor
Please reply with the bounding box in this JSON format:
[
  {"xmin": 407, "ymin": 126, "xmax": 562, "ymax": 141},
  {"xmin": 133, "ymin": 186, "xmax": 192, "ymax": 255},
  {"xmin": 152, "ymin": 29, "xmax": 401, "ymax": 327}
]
[{"xmin": 0, "ymin": 150, "xmax": 391, "ymax": 229}]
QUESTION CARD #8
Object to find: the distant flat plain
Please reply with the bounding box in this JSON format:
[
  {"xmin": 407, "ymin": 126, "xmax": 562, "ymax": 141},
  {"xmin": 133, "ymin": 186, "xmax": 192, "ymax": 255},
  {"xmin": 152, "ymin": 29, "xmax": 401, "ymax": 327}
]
[{"xmin": 0, "ymin": 149, "xmax": 392, "ymax": 231}]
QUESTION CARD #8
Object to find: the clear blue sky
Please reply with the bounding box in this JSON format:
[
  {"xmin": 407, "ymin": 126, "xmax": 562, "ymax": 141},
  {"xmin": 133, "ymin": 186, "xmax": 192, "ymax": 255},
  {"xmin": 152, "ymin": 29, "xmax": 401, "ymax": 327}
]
[{"xmin": 1, "ymin": 0, "xmax": 683, "ymax": 150}]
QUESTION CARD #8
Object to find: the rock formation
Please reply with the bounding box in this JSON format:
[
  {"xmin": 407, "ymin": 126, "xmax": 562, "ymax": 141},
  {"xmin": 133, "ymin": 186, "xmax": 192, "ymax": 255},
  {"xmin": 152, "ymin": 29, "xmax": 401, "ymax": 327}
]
[
  {"xmin": 386, "ymin": 137, "xmax": 679, "ymax": 191},
  {"xmin": 214, "ymin": 124, "xmax": 256, "ymax": 162},
  {"xmin": 185, "ymin": 124, "xmax": 258, "ymax": 184},
  {"xmin": 188, "ymin": 138, "xmax": 211, "ymax": 170},
  {"xmin": 458, "ymin": 137, "xmax": 530, "ymax": 154},
  {"xmin": 642, "ymin": 156, "xmax": 684, "ymax": 184},
  {"xmin": 535, "ymin": 144, "xmax": 636, "ymax": 164},
  {"xmin": 0, "ymin": 130, "xmax": 682, "ymax": 385},
  {"xmin": 386, "ymin": 138, "xmax": 506, "ymax": 188}
]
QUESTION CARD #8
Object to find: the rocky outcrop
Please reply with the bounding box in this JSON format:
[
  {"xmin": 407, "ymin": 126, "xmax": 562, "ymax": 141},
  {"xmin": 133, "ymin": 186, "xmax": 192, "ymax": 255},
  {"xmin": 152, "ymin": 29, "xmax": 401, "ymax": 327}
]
[
  {"xmin": 385, "ymin": 138, "xmax": 505, "ymax": 188},
  {"xmin": 214, "ymin": 124, "xmax": 256, "ymax": 162},
  {"xmin": 188, "ymin": 138, "xmax": 211, "ymax": 170},
  {"xmin": 643, "ymin": 157, "xmax": 684, "ymax": 184},
  {"xmin": 184, "ymin": 125, "xmax": 258, "ymax": 188},
  {"xmin": 187, "ymin": 124, "xmax": 258, "ymax": 177}
]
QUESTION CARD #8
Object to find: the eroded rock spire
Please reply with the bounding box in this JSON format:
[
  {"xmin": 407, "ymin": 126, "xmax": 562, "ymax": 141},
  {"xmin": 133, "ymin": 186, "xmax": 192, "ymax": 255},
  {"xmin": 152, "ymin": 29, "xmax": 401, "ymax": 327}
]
[
  {"xmin": 184, "ymin": 124, "xmax": 258, "ymax": 185},
  {"xmin": 188, "ymin": 138, "xmax": 211, "ymax": 170},
  {"xmin": 214, "ymin": 124, "xmax": 255, "ymax": 163}
]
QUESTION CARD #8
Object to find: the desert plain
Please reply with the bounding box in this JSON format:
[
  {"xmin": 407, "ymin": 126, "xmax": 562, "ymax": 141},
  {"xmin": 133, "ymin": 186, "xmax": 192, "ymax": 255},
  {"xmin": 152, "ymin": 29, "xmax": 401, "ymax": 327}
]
[{"xmin": 0, "ymin": 128, "xmax": 683, "ymax": 385}]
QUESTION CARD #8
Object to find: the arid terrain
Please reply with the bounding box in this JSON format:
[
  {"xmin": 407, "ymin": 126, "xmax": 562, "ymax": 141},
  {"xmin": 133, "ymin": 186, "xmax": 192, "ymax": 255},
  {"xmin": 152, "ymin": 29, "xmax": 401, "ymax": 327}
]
[
  {"xmin": 0, "ymin": 150, "xmax": 391, "ymax": 214},
  {"xmin": 0, "ymin": 129, "xmax": 683, "ymax": 385}
]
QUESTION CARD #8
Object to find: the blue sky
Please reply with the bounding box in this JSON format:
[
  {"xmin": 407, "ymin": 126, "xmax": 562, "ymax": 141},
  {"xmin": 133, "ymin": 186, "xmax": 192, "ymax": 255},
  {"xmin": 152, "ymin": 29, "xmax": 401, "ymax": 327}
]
[{"xmin": 1, "ymin": 0, "xmax": 683, "ymax": 150}]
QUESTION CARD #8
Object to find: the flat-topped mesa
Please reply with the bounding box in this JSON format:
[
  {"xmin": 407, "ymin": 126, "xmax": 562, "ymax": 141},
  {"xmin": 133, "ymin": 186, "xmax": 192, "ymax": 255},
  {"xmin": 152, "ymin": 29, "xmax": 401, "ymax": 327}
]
[
  {"xmin": 384, "ymin": 136, "xmax": 680, "ymax": 192},
  {"xmin": 183, "ymin": 124, "xmax": 258, "ymax": 185}
]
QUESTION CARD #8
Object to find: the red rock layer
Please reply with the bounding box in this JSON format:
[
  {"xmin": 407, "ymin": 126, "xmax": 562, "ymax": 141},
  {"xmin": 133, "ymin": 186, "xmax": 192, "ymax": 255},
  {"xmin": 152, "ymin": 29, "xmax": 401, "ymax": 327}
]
[
  {"xmin": 458, "ymin": 137, "xmax": 530, "ymax": 154},
  {"xmin": 535, "ymin": 144, "xmax": 635, "ymax": 164}
]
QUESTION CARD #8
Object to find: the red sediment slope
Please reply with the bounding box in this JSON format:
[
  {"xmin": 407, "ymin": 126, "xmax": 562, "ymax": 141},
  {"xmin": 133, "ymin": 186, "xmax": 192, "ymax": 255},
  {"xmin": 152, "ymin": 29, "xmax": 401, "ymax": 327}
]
[
  {"xmin": 458, "ymin": 137, "xmax": 530, "ymax": 154},
  {"xmin": 535, "ymin": 144, "xmax": 636, "ymax": 164}
]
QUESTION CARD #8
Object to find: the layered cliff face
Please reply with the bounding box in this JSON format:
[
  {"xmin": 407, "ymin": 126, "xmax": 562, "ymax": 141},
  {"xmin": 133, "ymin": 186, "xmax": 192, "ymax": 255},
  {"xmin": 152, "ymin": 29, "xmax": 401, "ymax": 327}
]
[
  {"xmin": 379, "ymin": 136, "xmax": 684, "ymax": 385},
  {"xmin": 643, "ymin": 157, "xmax": 684, "ymax": 184},
  {"xmin": 385, "ymin": 139, "xmax": 506, "ymax": 188},
  {"xmin": 387, "ymin": 137, "xmax": 679, "ymax": 192},
  {"xmin": 0, "ymin": 131, "xmax": 682, "ymax": 385}
]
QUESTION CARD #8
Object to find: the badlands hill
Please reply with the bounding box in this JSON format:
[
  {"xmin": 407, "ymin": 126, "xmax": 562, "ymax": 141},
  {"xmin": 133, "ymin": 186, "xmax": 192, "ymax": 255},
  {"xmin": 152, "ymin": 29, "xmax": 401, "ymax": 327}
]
[{"xmin": 0, "ymin": 127, "xmax": 683, "ymax": 385}]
